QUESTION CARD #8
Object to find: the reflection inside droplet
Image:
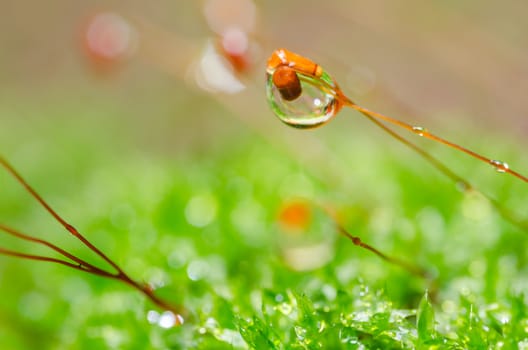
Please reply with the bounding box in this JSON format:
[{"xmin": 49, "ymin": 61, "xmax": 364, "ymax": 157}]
[{"xmin": 266, "ymin": 66, "xmax": 342, "ymax": 129}]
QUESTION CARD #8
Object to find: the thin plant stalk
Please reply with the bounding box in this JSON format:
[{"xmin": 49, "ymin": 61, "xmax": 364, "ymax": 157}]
[
  {"xmin": 0, "ymin": 156, "xmax": 183, "ymax": 323},
  {"xmin": 319, "ymin": 205, "xmax": 430, "ymax": 279}
]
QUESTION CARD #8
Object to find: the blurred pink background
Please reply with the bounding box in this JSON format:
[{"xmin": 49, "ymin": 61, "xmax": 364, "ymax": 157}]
[{"xmin": 2, "ymin": 0, "xmax": 528, "ymax": 144}]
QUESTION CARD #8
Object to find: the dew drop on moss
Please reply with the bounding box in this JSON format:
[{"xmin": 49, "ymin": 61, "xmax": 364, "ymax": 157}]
[{"xmin": 266, "ymin": 67, "xmax": 342, "ymax": 129}]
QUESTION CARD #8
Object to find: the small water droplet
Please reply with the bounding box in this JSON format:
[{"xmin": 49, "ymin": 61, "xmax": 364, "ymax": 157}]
[
  {"xmin": 177, "ymin": 314, "xmax": 185, "ymax": 325},
  {"xmin": 146, "ymin": 310, "xmax": 160, "ymax": 324},
  {"xmin": 150, "ymin": 311, "xmax": 183, "ymax": 329},
  {"xmin": 158, "ymin": 311, "xmax": 177, "ymax": 328},
  {"xmin": 339, "ymin": 327, "xmax": 359, "ymax": 344},
  {"xmin": 321, "ymin": 284, "xmax": 337, "ymax": 301},
  {"xmin": 276, "ymin": 302, "xmax": 293, "ymax": 315},
  {"xmin": 490, "ymin": 159, "xmax": 509, "ymax": 173},
  {"xmin": 412, "ymin": 126, "xmax": 427, "ymax": 136},
  {"xmin": 266, "ymin": 66, "xmax": 342, "ymax": 129},
  {"xmin": 185, "ymin": 193, "xmax": 218, "ymax": 227},
  {"xmin": 294, "ymin": 325, "xmax": 307, "ymax": 340}
]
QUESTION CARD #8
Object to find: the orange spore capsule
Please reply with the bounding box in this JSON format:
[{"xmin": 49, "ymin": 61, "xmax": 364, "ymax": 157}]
[
  {"xmin": 267, "ymin": 48, "xmax": 323, "ymax": 78},
  {"xmin": 272, "ymin": 66, "xmax": 302, "ymax": 101}
]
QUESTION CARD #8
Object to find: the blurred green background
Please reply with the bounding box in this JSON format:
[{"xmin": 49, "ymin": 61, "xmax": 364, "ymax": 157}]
[{"xmin": 1, "ymin": 1, "xmax": 527, "ymax": 348}]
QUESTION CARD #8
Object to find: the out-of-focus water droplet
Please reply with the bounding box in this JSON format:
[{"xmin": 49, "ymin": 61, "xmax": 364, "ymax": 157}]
[
  {"xmin": 186, "ymin": 259, "xmax": 210, "ymax": 281},
  {"xmin": 185, "ymin": 193, "xmax": 218, "ymax": 227},
  {"xmin": 276, "ymin": 302, "xmax": 293, "ymax": 315},
  {"xmin": 411, "ymin": 126, "xmax": 427, "ymax": 136},
  {"xmin": 490, "ymin": 159, "xmax": 509, "ymax": 173},
  {"xmin": 194, "ymin": 41, "xmax": 246, "ymax": 94},
  {"xmin": 294, "ymin": 326, "xmax": 307, "ymax": 341},
  {"xmin": 99, "ymin": 325, "xmax": 127, "ymax": 348},
  {"xmin": 147, "ymin": 310, "xmax": 160, "ymax": 324},
  {"xmin": 282, "ymin": 243, "xmax": 334, "ymax": 271},
  {"xmin": 358, "ymin": 284, "xmax": 369, "ymax": 297},
  {"xmin": 82, "ymin": 12, "xmax": 137, "ymax": 73},
  {"xmin": 147, "ymin": 310, "xmax": 183, "ymax": 328},
  {"xmin": 274, "ymin": 293, "xmax": 285, "ymax": 302},
  {"xmin": 339, "ymin": 327, "xmax": 360, "ymax": 345},
  {"xmin": 353, "ymin": 311, "xmax": 371, "ymax": 322},
  {"xmin": 158, "ymin": 311, "xmax": 178, "ymax": 328},
  {"xmin": 266, "ymin": 66, "xmax": 342, "ymax": 129},
  {"xmin": 321, "ymin": 284, "xmax": 337, "ymax": 301},
  {"xmin": 441, "ymin": 300, "xmax": 456, "ymax": 314},
  {"xmin": 19, "ymin": 292, "xmax": 50, "ymax": 320}
]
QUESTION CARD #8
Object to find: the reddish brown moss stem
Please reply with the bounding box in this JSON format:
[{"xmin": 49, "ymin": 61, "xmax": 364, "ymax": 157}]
[{"xmin": 0, "ymin": 156, "xmax": 183, "ymax": 321}]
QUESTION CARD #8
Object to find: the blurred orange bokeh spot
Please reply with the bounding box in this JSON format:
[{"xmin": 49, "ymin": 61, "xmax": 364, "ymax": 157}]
[{"xmin": 278, "ymin": 201, "xmax": 312, "ymax": 231}]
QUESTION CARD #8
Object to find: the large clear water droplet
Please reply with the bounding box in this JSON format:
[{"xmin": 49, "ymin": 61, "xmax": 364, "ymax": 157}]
[{"xmin": 266, "ymin": 67, "xmax": 342, "ymax": 129}]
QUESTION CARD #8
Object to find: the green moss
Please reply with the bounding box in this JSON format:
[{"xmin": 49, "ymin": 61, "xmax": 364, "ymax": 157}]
[{"xmin": 0, "ymin": 103, "xmax": 526, "ymax": 349}]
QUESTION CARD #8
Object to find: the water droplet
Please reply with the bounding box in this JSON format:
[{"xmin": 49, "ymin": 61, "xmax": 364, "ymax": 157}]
[
  {"xmin": 83, "ymin": 12, "xmax": 138, "ymax": 73},
  {"xmin": 146, "ymin": 310, "xmax": 160, "ymax": 324},
  {"xmin": 490, "ymin": 159, "xmax": 509, "ymax": 173},
  {"xmin": 158, "ymin": 311, "xmax": 176, "ymax": 328},
  {"xmin": 158, "ymin": 311, "xmax": 182, "ymax": 328},
  {"xmin": 274, "ymin": 293, "xmax": 285, "ymax": 302},
  {"xmin": 276, "ymin": 302, "xmax": 293, "ymax": 315},
  {"xmin": 194, "ymin": 41, "xmax": 246, "ymax": 94},
  {"xmin": 412, "ymin": 126, "xmax": 427, "ymax": 136},
  {"xmin": 321, "ymin": 284, "xmax": 337, "ymax": 301},
  {"xmin": 339, "ymin": 327, "xmax": 359, "ymax": 344},
  {"xmin": 317, "ymin": 320, "xmax": 327, "ymax": 333},
  {"xmin": 294, "ymin": 325, "xmax": 307, "ymax": 340},
  {"xmin": 147, "ymin": 310, "xmax": 183, "ymax": 328},
  {"xmin": 186, "ymin": 259, "xmax": 210, "ymax": 281},
  {"xmin": 19, "ymin": 292, "xmax": 50, "ymax": 320},
  {"xmin": 185, "ymin": 193, "xmax": 218, "ymax": 227},
  {"xmin": 266, "ymin": 66, "xmax": 342, "ymax": 129}
]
